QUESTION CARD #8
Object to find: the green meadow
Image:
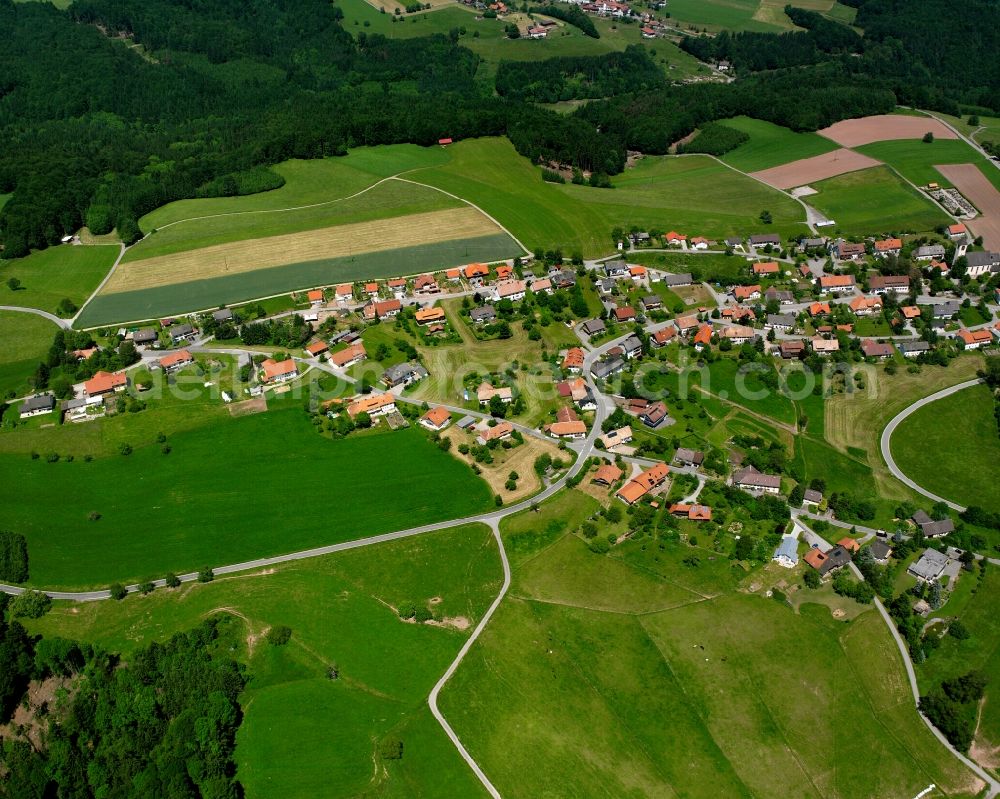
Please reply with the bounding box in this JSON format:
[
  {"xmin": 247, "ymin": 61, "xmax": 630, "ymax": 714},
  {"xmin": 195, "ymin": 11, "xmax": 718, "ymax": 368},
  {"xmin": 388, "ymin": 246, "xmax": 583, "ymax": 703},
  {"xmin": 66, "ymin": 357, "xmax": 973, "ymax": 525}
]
[
  {"xmin": 0, "ymin": 311, "xmax": 59, "ymax": 399},
  {"xmin": 77, "ymin": 232, "xmax": 520, "ymax": 327},
  {"xmin": 666, "ymin": 0, "xmax": 820, "ymax": 32},
  {"xmin": 718, "ymin": 116, "xmax": 839, "ymax": 172},
  {"xmin": 0, "ymin": 245, "xmax": 118, "ymax": 315},
  {"xmin": 28, "ymin": 523, "xmax": 500, "ymax": 799},
  {"xmin": 891, "ymin": 382, "xmax": 1000, "ymax": 514},
  {"xmin": 0, "ymin": 406, "xmax": 493, "ymax": 588},
  {"xmin": 411, "ymin": 138, "xmax": 806, "ymax": 257},
  {"xmin": 692, "ymin": 357, "xmax": 797, "ymax": 425},
  {"xmin": 807, "ymin": 166, "xmax": 950, "ymax": 236},
  {"xmin": 856, "ymin": 138, "xmax": 1000, "ymax": 193},
  {"xmin": 440, "ymin": 508, "xmax": 976, "ymax": 798}
]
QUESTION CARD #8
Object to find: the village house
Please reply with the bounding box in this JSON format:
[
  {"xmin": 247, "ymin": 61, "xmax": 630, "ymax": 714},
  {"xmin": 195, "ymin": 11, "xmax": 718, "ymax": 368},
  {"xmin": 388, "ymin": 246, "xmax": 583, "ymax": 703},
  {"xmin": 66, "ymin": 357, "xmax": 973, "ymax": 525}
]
[
  {"xmin": 493, "ymin": 279, "xmax": 527, "ymax": 302},
  {"xmin": 861, "ymin": 339, "xmax": 894, "ymax": 359},
  {"xmin": 463, "ymin": 263, "xmax": 490, "ymax": 283},
  {"xmin": 592, "ymin": 463, "xmax": 623, "ymax": 486},
  {"xmin": 908, "ymin": 548, "xmax": 950, "ymax": 582},
  {"xmin": 347, "ymin": 392, "xmax": 396, "ymax": 419},
  {"xmin": 965, "ymin": 251, "xmax": 1000, "ymax": 277},
  {"xmin": 169, "ymin": 323, "xmax": 197, "ymax": 343},
  {"xmin": 477, "ymin": 421, "xmax": 513, "ymax": 445},
  {"xmin": 84, "ymin": 370, "xmax": 128, "ymax": 398},
  {"xmin": 212, "ymin": 308, "xmax": 233, "ymax": 324},
  {"xmin": 676, "ymin": 315, "xmax": 699, "ymax": 336},
  {"xmin": 547, "ymin": 420, "xmax": 587, "ymax": 440},
  {"xmin": 591, "ymin": 357, "xmax": 625, "ymax": 381},
  {"xmin": 693, "ymin": 324, "xmax": 713, "ymax": 350},
  {"xmin": 477, "ymin": 381, "xmax": 513, "ymax": 407},
  {"xmin": 414, "ymin": 274, "xmax": 440, "ymax": 295},
  {"xmin": 849, "ymin": 295, "xmax": 882, "ymax": 316},
  {"xmin": 616, "ymin": 462, "xmax": 670, "ymax": 504},
  {"xmin": 750, "ymin": 233, "xmax": 781, "ymax": 248},
  {"xmin": 835, "ymin": 241, "xmax": 866, "ymax": 261},
  {"xmin": 766, "ymin": 314, "xmax": 795, "ymax": 332},
  {"xmin": 132, "ymin": 327, "xmax": 158, "ymax": 346},
  {"xmin": 722, "ymin": 305, "xmax": 755, "ymax": 322},
  {"xmin": 811, "ymin": 337, "xmax": 840, "ymax": 354},
  {"xmin": 651, "ymin": 326, "xmax": 677, "ymax": 347},
  {"xmin": 721, "ymin": 325, "xmax": 754, "ymax": 344},
  {"xmin": 800, "ymin": 237, "xmax": 826, "ymax": 251},
  {"xmin": 947, "ymin": 222, "xmax": 967, "ymax": 240},
  {"xmin": 621, "ymin": 334, "xmax": 644, "ymax": 359},
  {"xmin": 580, "ymin": 319, "xmax": 607, "ymax": 337},
  {"xmin": 469, "ymin": 305, "xmax": 497, "ymax": 325},
  {"xmin": 869, "ymin": 275, "xmax": 910, "ymax": 294},
  {"xmin": 753, "ymin": 261, "xmax": 780, "ymax": 276},
  {"xmin": 765, "ymin": 287, "xmax": 794, "ymax": 305},
  {"xmin": 603, "ymin": 259, "xmax": 629, "ymax": 277},
  {"xmin": 562, "ymin": 347, "xmax": 585, "ymax": 372},
  {"xmin": 897, "ymin": 340, "xmax": 931, "ymax": 358},
  {"xmin": 71, "ymin": 347, "xmax": 98, "ymax": 361},
  {"xmin": 690, "ymin": 236, "xmax": 709, "ymax": 250},
  {"xmin": 308, "ymin": 289, "xmax": 325, "ymax": 305},
  {"xmin": 957, "ymin": 328, "xmax": 992, "ymax": 349},
  {"xmin": 669, "ymin": 503, "xmax": 712, "ymax": 521},
  {"xmin": 732, "ymin": 465, "xmax": 781, "ymax": 494},
  {"xmin": 673, "ymin": 447, "xmax": 703, "ymax": 467},
  {"xmin": 20, "ymin": 393, "xmax": 55, "ymax": 419},
  {"xmin": 803, "ymin": 488, "xmax": 823, "ymax": 506},
  {"xmin": 305, "ymin": 340, "xmax": 329, "ymax": 358},
  {"xmin": 629, "ymin": 265, "xmax": 647, "ymax": 282},
  {"xmin": 419, "ymin": 406, "xmax": 451, "ymax": 431},
  {"xmin": 660, "ymin": 272, "xmax": 693, "ymax": 288},
  {"xmin": 364, "ymin": 282, "xmax": 380, "ymax": 298},
  {"xmin": 932, "ymin": 300, "xmax": 961, "ymax": 319},
  {"xmin": 808, "ymin": 301, "xmax": 831, "ymax": 317},
  {"xmin": 415, "ymin": 307, "xmax": 446, "ymax": 326},
  {"xmin": 900, "ymin": 305, "xmax": 921, "ymax": 320},
  {"xmin": 335, "ymin": 284, "xmax": 354, "ymax": 302},
  {"xmin": 599, "ymin": 426, "xmax": 633, "ymax": 450},
  {"xmin": 818, "ymin": 274, "xmax": 856, "ymax": 293},
  {"xmin": 779, "ymin": 340, "xmax": 806, "ymax": 359},
  {"xmin": 914, "ymin": 244, "xmax": 946, "ymax": 262},
  {"xmin": 870, "ymin": 540, "xmax": 893, "ymax": 563},
  {"xmin": 530, "ymin": 277, "xmax": 553, "ymax": 295},
  {"xmin": 329, "ymin": 343, "xmax": 367, "ymax": 369},
  {"xmin": 388, "ymin": 278, "xmax": 407, "ymax": 299},
  {"xmin": 613, "ymin": 306, "xmax": 636, "ymax": 323},
  {"xmin": 664, "ymin": 231, "xmax": 686, "ymax": 247},
  {"xmin": 382, "ymin": 362, "xmax": 428, "ymax": 388},
  {"xmin": 725, "ymin": 236, "xmax": 744, "ymax": 250},
  {"xmin": 364, "ymin": 299, "xmax": 402, "ymax": 320},
  {"xmin": 261, "ymin": 358, "xmax": 298, "ymax": 384},
  {"xmin": 873, "ymin": 238, "xmax": 903, "ymax": 258},
  {"xmin": 158, "ymin": 349, "xmax": 194, "ymax": 372},
  {"xmin": 732, "ymin": 284, "xmax": 762, "ymax": 301},
  {"xmin": 640, "ymin": 294, "xmax": 662, "ymax": 313},
  {"xmin": 805, "ymin": 544, "xmax": 852, "ymax": 576},
  {"xmin": 640, "ymin": 400, "xmax": 669, "ymax": 429},
  {"xmin": 772, "ymin": 537, "xmax": 799, "ymax": 568}
]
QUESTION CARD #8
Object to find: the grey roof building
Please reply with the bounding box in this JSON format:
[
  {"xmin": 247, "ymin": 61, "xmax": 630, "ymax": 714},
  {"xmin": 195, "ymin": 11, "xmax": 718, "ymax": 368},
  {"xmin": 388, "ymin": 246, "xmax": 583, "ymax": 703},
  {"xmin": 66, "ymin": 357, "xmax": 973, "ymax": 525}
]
[
  {"xmin": 212, "ymin": 308, "xmax": 233, "ymax": 322},
  {"xmin": 766, "ymin": 313, "xmax": 796, "ymax": 330},
  {"xmin": 897, "ymin": 340, "xmax": 931, "ymax": 357},
  {"xmin": 660, "ymin": 272, "xmax": 693, "ymax": 287},
  {"xmin": 732, "ymin": 466, "xmax": 782, "ymax": 492},
  {"xmin": 469, "ymin": 305, "xmax": 496, "ymax": 324},
  {"xmin": 914, "ymin": 244, "xmax": 946, "ymax": 260},
  {"xmin": 922, "ymin": 519, "xmax": 955, "ymax": 538},
  {"xmin": 725, "ymin": 236, "xmax": 743, "ymax": 248},
  {"xmin": 773, "ymin": 537, "xmax": 799, "ymax": 567},
  {"xmin": 382, "ymin": 362, "xmax": 427, "ymax": 387},
  {"xmin": 590, "ymin": 357, "xmax": 625, "ymax": 380},
  {"xmin": 750, "ymin": 233, "xmax": 781, "ymax": 247},
  {"xmin": 133, "ymin": 327, "xmax": 158, "ymax": 345},
  {"xmin": 581, "ymin": 319, "xmax": 606, "ymax": 337},
  {"xmin": 966, "ymin": 251, "xmax": 1000, "ymax": 271},
  {"xmin": 621, "ymin": 334, "xmax": 644, "ymax": 357},
  {"xmin": 908, "ymin": 548, "xmax": 950, "ymax": 582},
  {"xmin": 932, "ymin": 300, "xmax": 961, "ymax": 319},
  {"xmin": 169, "ymin": 323, "xmax": 195, "ymax": 341},
  {"xmin": 603, "ymin": 259, "xmax": 628, "ymax": 276},
  {"xmin": 870, "ymin": 540, "xmax": 893, "ymax": 562},
  {"xmin": 803, "ymin": 489, "xmax": 823, "ymax": 505},
  {"xmin": 20, "ymin": 394, "xmax": 55, "ymax": 416}
]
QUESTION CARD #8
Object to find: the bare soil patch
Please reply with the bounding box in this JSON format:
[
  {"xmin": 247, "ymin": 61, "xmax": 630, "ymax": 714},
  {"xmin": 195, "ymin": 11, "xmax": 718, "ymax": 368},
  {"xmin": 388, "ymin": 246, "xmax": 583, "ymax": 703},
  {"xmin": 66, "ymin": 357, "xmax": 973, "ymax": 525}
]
[
  {"xmin": 105, "ymin": 207, "xmax": 499, "ymax": 293},
  {"xmin": 818, "ymin": 115, "xmax": 957, "ymax": 147},
  {"xmin": 935, "ymin": 163, "xmax": 1000, "ymax": 249},
  {"xmin": 750, "ymin": 148, "xmax": 882, "ymax": 189},
  {"xmin": 229, "ymin": 396, "xmax": 268, "ymax": 416}
]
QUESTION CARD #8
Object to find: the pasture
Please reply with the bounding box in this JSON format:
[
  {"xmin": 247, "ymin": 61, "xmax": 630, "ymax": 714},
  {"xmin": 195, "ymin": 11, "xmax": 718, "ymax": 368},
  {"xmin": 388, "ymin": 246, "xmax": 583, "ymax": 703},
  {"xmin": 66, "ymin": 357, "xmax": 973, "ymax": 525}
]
[
  {"xmin": 409, "ymin": 138, "xmax": 807, "ymax": 257},
  {"xmin": 891, "ymin": 381, "xmax": 1000, "ymax": 514},
  {"xmin": 27, "ymin": 523, "xmax": 500, "ymax": 799},
  {"xmin": 0, "ymin": 311, "xmax": 58, "ymax": 399},
  {"xmin": 440, "ymin": 521, "xmax": 979, "ymax": 798},
  {"xmin": 0, "ymin": 245, "xmax": 118, "ymax": 315},
  {"xmin": 718, "ymin": 116, "xmax": 839, "ymax": 172},
  {"xmin": 692, "ymin": 357, "xmax": 797, "ymax": 425},
  {"xmin": 806, "ymin": 166, "xmax": 950, "ymax": 235},
  {"xmin": 0, "ymin": 408, "xmax": 493, "ymax": 588}
]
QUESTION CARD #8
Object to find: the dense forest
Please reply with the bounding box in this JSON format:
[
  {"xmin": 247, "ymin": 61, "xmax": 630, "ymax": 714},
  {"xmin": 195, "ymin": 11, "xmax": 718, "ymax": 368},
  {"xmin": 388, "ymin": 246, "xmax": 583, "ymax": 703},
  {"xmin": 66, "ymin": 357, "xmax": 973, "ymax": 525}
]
[
  {"xmin": 0, "ymin": 613, "xmax": 247, "ymax": 799},
  {"xmin": 1, "ymin": 0, "xmax": 999, "ymax": 260}
]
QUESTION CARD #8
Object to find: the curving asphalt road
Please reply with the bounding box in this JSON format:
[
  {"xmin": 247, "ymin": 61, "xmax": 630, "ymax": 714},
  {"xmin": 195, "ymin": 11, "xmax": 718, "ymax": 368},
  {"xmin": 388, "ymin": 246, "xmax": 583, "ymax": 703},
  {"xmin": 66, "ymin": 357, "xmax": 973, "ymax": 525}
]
[
  {"xmin": 880, "ymin": 378, "xmax": 983, "ymax": 512},
  {"xmin": 0, "ymin": 304, "xmax": 72, "ymax": 329}
]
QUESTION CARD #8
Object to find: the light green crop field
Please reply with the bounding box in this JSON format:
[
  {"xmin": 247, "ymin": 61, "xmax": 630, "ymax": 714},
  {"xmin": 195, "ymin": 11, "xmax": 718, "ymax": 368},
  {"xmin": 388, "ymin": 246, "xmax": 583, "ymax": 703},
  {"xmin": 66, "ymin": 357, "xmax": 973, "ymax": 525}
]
[
  {"xmin": 440, "ymin": 521, "xmax": 977, "ymax": 798},
  {"xmin": 891, "ymin": 382, "xmax": 1000, "ymax": 514},
  {"xmin": 0, "ymin": 245, "xmax": 118, "ymax": 315},
  {"xmin": 128, "ymin": 179, "xmax": 462, "ymax": 262},
  {"xmin": 718, "ymin": 116, "xmax": 840, "ymax": 172},
  {"xmin": 0, "ymin": 311, "xmax": 59, "ymax": 399},
  {"xmin": 935, "ymin": 112, "xmax": 1000, "ymax": 146},
  {"xmin": 0, "ymin": 406, "xmax": 493, "ymax": 588},
  {"xmin": 667, "ymin": 0, "xmax": 831, "ymax": 32},
  {"xmin": 411, "ymin": 138, "xmax": 806, "ymax": 256},
  {"xmin": 823, "ymin": 1, "xmax": 857, "ymax": 24},
  {"xmin": 27, "ymin": 523, "xmax": 500, "ymax": 799},
  {"xmin": 856, "ymin": 139, "xmax": 1000, "ymax": 193},
  {"xmin": 807, "ymin": 166, "xmax": 950, "ymax": 236}
]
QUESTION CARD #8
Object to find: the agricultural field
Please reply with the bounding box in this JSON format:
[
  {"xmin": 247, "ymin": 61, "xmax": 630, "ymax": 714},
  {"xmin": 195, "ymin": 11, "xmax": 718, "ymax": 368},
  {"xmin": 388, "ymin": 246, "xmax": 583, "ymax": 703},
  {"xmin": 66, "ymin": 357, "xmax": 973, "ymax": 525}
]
[
  {"xmin": 718, "ymin": 116, "xmax": 840, "ymax": 172},
  {"xmin": 0, "ymin": 244, "xmax": 119, "ymax": 315},
  {"xmin": 0, "ymin": 406, "xmax": 493, "ymax": 588},
  {"xmin": 440, "ymin": 511, "xmax": 979, "ymax": 798},
  {"xmin": 691, "ymin": 357, "xmax": 797, "ymax": 426},
  {"xmin": 27, "ymin": 523, "xmax": 501, "ymax": 799},
  {"xmin": 409, "ymin": 138, "xmax": 807, "ymax": 258},
  {"xmin": 891, "ymin": 382, "xmax": 1000, "ymax": 514},
  {"xmin": 936, "ymin": 111, "xmax": 1000, "ymax": 146},
  {"xmin": 818, "ymin": 114, "xmax": 958, "ymax": 148},
  {"xmin": 806, "ymin": 166, "xmax": 950, "ymax": 236},
  {"xmin": 0, "ymin": 311, "xmax": 59, "ymax": 399},
  {"xmin": 856, "ymin": 138, "xmax": 1000, "ymax": 193}
]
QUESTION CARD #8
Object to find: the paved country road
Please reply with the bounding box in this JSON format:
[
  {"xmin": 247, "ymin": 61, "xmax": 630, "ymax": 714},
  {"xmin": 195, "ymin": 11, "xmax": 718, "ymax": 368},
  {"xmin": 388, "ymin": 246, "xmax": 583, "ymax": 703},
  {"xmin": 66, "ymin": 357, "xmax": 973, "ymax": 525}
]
[
  {"xmin": 879, "ymin": 378, "xmax": 983, "ymax": 512},
  {"xmin": 0, "ymin": 305, "xmax": 72, "ymax": 329}
]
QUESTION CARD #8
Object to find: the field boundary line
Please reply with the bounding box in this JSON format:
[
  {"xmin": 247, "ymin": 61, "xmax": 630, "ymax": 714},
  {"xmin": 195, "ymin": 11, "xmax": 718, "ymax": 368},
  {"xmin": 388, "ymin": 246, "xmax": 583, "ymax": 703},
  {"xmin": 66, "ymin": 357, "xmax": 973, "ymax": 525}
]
[
  {"xmin": 428, "ymin": 519, "xmax": 509, "ymax": 799},
  {"xmin": 72, "ymin": 242, "xmax": 126, "ymax": 326}
]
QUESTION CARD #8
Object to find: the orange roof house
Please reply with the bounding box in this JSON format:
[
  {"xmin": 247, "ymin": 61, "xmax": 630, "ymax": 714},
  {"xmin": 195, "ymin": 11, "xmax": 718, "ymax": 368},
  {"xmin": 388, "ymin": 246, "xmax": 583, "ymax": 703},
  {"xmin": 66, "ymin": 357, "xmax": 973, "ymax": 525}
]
[
  {"xmin": 837, "ymin": 537, "xmax": 861, "ymax": 554},
  {"xmin": 463, "ymin": 263, "xmax": 490, "ymax": 279},
  {"xmin": 305, "ymin": 340, "xmax": 329, "ymax": 357},
  {"xmin": 307, "ymin": 289, "xmax": 324, "ymax": 303},
  {"xmin": 629, "ymin": 265, "xmax": 647, "ymax": 278},
  {"xmin": 158, "ymin": 350, "xmax": 194, "ymax": 371},
  {"xmin": 328, "ymin": 343, "xmax": 366, "ymax": 368},
  {"xmin": 364, "ymin": 282, "xmax": 379, "ymax": 294},
  {"xmin": 849, "ymin": 296, "xmax": 882, "ymax": 315},
  {"xmin": 84, "ymin": 370, "xmax": 128, "ymax": 397},
  {"xmin": 262, "ymin": 358, "xmax": 298, "ymax": 383},
  {"xmin": 958, "ymin": 328, "xmax": 991, "ymax": 347},
  {"xmin": 753, "ymin": 261, "xmax": 780, "ymax": 275},
  {"xmin": 819, "ymin": 274, "xmax": 855, "ymax": 290},
  {"xmin": 665, "ymin": 231, "xmax": 687, "ymax": 244},
  {"xmin": 652, "ymin": 326, "xmax": 677, "ymax": 346},
  {"xmin": 616, "ymin": 463, "xmax": 669, "ymax": 504},
  {"xmin": 446, "ymin": 268, "xmax": 461, "ymax": 280},
  {"xmin": 947, "ymin": 222, "xmax": 967, "ymax": 236},
  {"xmin": 693, "ymin": 324, "xmax": 713, "ymax": 347},
  {"xmin": 593, "ymin": 464, "xmax": 623, "ymax": 486},
  {"xmin": 388, "ymin": 278, "xmax": 406, "ymax": 289},
  {"xmin": 901, "ymin": 305, "xmax": 921, "ymax": 319},
  {"xmin": 733, "ymin": 284, "xmax": 762, "ymax": 300},
  {"xmin": 689, "ymin": 505, "xmax": 712, "ymax": 521},
  {"xmin": 495, "ymin": 264, "xmax": 514, "ymax": 280},
  {"xmin": 479, "ymin": 421, "xmax": 514, "ymax": 442},
  {"xmin": 874, "ymin": 238, "xmax": 902, "ymax": 254},
  {"xmin": 347, "ymin": 392, "xmax": 396, "ymax": 418},
  {"xmin": 415, "ymin": 307, "xmax": 446, "ymax": 325},
  {"xmin": 561, "ymin": 347, "xmax": 585, "ymax": 371},
  {"xmin": 548, "ymin": 420, "xmax": 587, "ymax": 438},
  {"xmin": 804, "ymin": 549, "xmax": 828, "ymax": 570},
  {"xmin": 808, "ymin": 302, "xmax": 831, "ymax": 316},
  {"xmin": 419, "ymin": 406, "xmax": 451, "ymax": 430},
  {"xmin": 335, "ymin": 284, "xmax": 353, "ymax": 298}
]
